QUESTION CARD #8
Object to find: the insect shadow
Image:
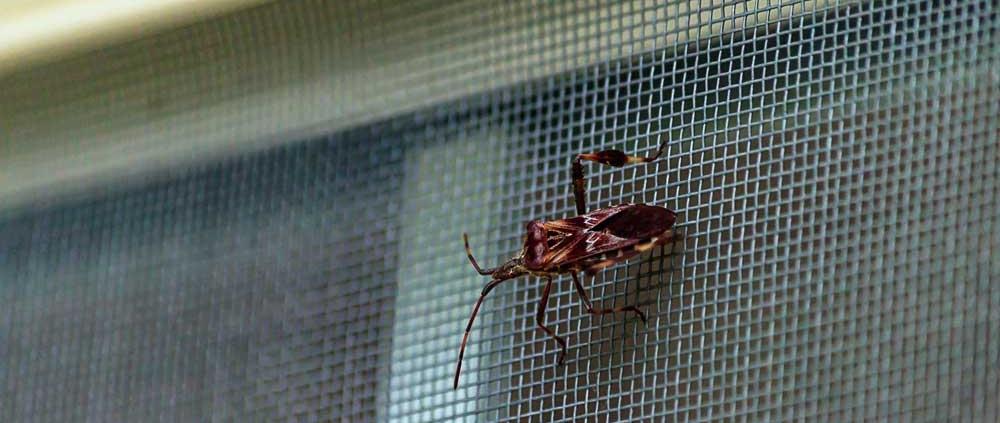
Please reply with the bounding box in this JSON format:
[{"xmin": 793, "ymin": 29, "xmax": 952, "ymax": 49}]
[{"xmin": 454, "ymin": 140, "xmax": 686, "ymax": 389}]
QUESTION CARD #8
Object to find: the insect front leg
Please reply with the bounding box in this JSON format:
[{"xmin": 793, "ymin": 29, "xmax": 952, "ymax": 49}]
[
  {"xmin": 536, "ymin": 276, "xmax": 568, "ymax": 365},
  {"xmin": 571, "ymin": 272, "xmax": 647, "ymax": 323},
  {"xmin": 570, "ymin": 142, "xmax": 668, "ymax": 215}
]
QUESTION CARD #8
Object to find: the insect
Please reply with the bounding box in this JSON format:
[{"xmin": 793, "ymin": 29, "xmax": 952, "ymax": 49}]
[{"xmin": 454, "ymin": 142, "xmax": 683, "ymax": 389}]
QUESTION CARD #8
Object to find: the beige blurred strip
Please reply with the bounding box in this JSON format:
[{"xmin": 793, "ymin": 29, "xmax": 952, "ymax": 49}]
[
  {"xmin": 0, "ymin": 0, "xmax": 270, "ymax": 76},
  {"xmin": 0, "ymin": 0, "xmax": 841, "ymax": 214}
]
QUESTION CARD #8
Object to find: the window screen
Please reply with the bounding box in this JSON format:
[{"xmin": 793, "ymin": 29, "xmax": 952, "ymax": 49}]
[{"xmin": 1, "ymin": 1, "xmax": 998, "ymax": 422}]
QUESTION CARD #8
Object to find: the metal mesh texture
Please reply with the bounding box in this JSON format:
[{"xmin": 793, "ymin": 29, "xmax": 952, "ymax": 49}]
[{"xmin": 1, "ymin": 1, "xmax": 999, "ymax": 422}]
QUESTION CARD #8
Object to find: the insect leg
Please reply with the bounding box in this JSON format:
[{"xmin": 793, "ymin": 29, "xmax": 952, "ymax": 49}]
[
  {"xmin": 454, "ymin": 277, "xmax": 513, "ymax": 389},
  {"xmin": 570, "ymin": 142, "xmax": 667, "ymax": 215},
  {"xmin": 536, "ymin": 276, "xmax": 568, "ymax": 365},
  {"xmin": 571, "ymin": 272, "xmax": 647, "ymax": 323},
  {"xmin": 571, "ymin": 159, "xmax": 588, "ymax": 215}
]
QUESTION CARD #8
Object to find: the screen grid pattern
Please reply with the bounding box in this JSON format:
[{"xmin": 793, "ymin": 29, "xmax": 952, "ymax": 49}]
[{"xmin": 1, "ymin": 1, "xmax": 999, "ymax": 422}]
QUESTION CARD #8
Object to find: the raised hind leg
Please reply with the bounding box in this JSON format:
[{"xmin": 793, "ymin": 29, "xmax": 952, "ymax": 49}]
[{"xmin": 571, "ymin": 142, "xmax": 668, "ymax": 214}]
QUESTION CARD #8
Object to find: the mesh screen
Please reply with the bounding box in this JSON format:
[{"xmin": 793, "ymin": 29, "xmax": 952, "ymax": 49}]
[{"xmin": 2, "ymin": 1, "xmax": 999, "ymax": 422}]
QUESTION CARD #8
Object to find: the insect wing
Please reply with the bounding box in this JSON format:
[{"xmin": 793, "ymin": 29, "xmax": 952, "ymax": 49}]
[
  {"xmin": 538, "ymin": 204, "xmax": 676, "ymax": 272},
  {"xmin": 543, "ymin": 230, "xmax": 643, "ymax": 270},
  {"xmin": 545, "ymin": 203, "xmax": 634, "ymax": 233}
]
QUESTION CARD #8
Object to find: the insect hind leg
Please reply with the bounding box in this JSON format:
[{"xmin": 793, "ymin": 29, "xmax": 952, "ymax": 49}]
[
  {"xmin": 570, "ymin": 142, "xmax": 668, "ymax": 215},
  {"xmin": 571, "ymin": 272, "xmax": 647, "ymax": 323}
]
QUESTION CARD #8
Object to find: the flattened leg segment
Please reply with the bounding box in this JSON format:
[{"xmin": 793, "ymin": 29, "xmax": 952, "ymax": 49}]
[
  {"xmin": 570, "ymin": 144, "xmax": 668, "ymax": 215},
  {"xmin": 571, "ymin": 160, "xmax": 588, "ymax": 215}
]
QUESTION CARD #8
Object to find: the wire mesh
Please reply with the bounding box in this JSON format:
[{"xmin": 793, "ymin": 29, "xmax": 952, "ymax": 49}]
[{"xmin": 1, "ymin": 1, "xmax": 999, "ymax": 422}]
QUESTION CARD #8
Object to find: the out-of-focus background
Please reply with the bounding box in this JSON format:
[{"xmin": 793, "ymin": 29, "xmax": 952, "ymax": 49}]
[{"xmin": 1, "ymin": 1, "xmax": 998, "ymax": 421}]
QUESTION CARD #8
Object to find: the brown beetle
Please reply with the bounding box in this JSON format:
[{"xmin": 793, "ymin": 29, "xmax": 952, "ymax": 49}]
[{"xmin": 454, "ymin": 142, "xmax": 682, "ymax": 389}]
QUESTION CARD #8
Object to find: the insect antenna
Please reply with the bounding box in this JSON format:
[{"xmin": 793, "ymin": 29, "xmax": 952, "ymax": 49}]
[
  {"xmin": 454, "ymin": 277, "xmax": 509, "ymax": 389},
  {"xmin": 463, "ymin": 233, "xmax": 495, "ymax": 275}
]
